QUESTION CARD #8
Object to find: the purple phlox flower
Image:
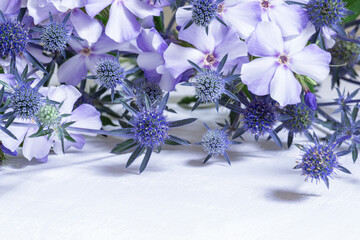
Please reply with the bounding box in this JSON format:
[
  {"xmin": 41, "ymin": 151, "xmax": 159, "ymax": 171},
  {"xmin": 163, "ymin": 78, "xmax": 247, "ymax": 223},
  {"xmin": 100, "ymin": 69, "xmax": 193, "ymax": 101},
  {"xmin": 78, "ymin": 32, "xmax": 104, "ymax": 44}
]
[
  {"xmin": 164, "ymin": 23, "xmax": 248, "ymax": 79},
  {"xmin": 84, "ymin": 0, "xmax": 162, "ymax": 43},
  {"xmin": 241, "ymin": 22, "xmax": 331, "ymax": 106},
  {"xmin": 57, "ymin": 31, "xmax": 140, "ymax": 86},
  {"xmin": 0, "ymin": 85, "xmax": 101, "ymax": 162},
  {"xmin": 176, "ymin": 0, "xmax": 261, "ymax": 39},
  {"xmin": 0, "ymin": 0, "xmax": 22, "ymax": 15},
  {"xmin": 253, "ymin": 0, "xmax": 308, "ymax": 37},
  {"xmin": 27, "ymin": 0, "xmax": 102, "ymax": 44},
  {"xmin": 136, "ymin": 28, "xmax": 180, "ymax": 91}
]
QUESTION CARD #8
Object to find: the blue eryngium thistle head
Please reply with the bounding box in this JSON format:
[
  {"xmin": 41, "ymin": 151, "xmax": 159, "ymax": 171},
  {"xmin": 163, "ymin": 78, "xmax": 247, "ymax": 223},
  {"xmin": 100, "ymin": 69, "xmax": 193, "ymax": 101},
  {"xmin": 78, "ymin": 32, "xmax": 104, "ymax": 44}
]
[
  {"xmin": 243, "ymin": 97, "xmax": 277, "ymax": 136},
  {"xmin": 194, "ymin": 69, "xmax": 225, "ymax": 103},
  {"xmin": 306, "ymin": 0, "xmax": 350, "ymax": 29},
  {"xmin": 330, "ymin": 39, "xmax": 360, "ymax": 66},
  {"xmin": 41, "ymin": 22, "xmax": 69, "ymax": 52},
  {"xmin": 11, "ymin": 84, "xmax": 41, "ymax": 119},
  {"xmin": 283, "ymin": 102, "xmax": 315, "ymax": 134},
  {"xmin": 298, "ymin": 143, "xmax": 338, "ymax": 183},
  {"xmin": 201, "ymin": 129, "xmax": 230, "ymax": 155},
  {"xmin": 133, "ymin": 108, "xmax": 169, "ymax": 147},
  {"xmin": 191, "ymin": 0, "xmax": 218, "ymax": 27},
  {"xmin": 0, "ymin": 19, "xmax": 29, "ymax": 58},
  {"xmin": 36, "ymin": 104, "xmax": 60, "ymax": 127},
  {"xmin": 294, "ymin": 134, "xmax": 351, "ymax": 188},
  {"xmin": 136, "ymin": 81, "xmax": 163, "ymax": 108},
  {"xmin": 96, "ymin": 59, "xmax": 125, "ymax": 89}
]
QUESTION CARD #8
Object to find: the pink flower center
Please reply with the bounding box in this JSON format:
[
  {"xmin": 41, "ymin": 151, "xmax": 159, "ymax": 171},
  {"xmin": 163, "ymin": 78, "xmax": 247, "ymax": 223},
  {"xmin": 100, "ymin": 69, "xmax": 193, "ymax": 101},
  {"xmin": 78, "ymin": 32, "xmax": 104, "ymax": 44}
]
[
  {"xmin": 217, "ymin": 3, "xmax": 224, "ymax": 13},
  {"xmin": 81, "ymin": 48, "xmax": 91, "ymax": 56},
  {"xmin": 278, "ymin": 54, "xmax": 289, "ymax": 64},
  {"xmin": 261, "ymin": 0, "xmax": 270, "ymax": 8},
  {"xmin": 205, "ymin": 53, "xmax": 216, "ymax": 66}
]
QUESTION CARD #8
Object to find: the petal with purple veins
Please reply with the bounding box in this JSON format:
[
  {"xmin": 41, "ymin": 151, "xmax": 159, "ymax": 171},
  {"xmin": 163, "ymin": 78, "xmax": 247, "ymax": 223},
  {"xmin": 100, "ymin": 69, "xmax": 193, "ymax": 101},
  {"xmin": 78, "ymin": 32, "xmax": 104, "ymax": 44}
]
[
  {"xmin": 247, "ymin": 22, "xmax": 284, "ymax": 57},
  {"xmin": 58, "ymin": 54, "xmax": 87, "ymax": 86},
  {"xmin": 163, "ymin": 44, "xmax": 204, "ymax": 79},
  {"xmin": 270, "ymin": 65, "xmax": 302, "ymax": 106},
  {"xmin": 241, "ymin": 57, "xmax": 278, "ymax": 96},
  {"xmin": 105, "ymin": 0, "xmax": 141, "ymax": 43},
  {"xmin": 288, "ymin": 44, "xmax": 331, "ymax": 83}
]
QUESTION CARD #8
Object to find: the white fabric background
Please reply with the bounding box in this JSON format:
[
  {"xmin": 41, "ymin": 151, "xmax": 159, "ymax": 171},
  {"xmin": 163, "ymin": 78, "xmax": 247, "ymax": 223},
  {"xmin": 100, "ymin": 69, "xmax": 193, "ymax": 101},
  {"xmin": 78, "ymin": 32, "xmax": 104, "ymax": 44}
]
[{"xmin": 1, "ymin": 79, "xmax": 360, "ymax": 240}]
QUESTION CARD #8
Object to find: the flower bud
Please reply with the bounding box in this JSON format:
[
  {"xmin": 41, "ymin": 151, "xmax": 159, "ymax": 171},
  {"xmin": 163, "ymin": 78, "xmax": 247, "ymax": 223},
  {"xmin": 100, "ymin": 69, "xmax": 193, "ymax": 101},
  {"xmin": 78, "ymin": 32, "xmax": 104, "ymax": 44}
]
[{"xmin": 304, "ymin": 92, "xmax": 317, "ymax": 111}]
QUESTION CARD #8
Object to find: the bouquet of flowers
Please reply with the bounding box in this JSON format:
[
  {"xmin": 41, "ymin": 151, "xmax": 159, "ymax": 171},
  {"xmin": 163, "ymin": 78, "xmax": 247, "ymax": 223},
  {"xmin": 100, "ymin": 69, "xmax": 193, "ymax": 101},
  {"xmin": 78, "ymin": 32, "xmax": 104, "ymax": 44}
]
[{"xmin": 1, "ymin": 0, "xmax": 360, "ymax": 189}]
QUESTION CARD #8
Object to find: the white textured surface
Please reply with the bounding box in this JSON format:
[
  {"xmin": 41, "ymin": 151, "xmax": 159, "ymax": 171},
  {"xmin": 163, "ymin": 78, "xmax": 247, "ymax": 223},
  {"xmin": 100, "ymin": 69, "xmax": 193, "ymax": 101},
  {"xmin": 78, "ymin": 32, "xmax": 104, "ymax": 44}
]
[{"xmin": 1, "ymin": 81, "xmax": 360, "ymax": 240}]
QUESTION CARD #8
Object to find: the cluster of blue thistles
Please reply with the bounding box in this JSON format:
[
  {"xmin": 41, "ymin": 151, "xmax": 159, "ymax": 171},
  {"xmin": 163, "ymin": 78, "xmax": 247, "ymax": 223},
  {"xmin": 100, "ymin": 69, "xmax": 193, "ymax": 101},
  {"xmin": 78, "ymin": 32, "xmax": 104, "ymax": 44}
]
[
  {"xmin": 11, "ymin": 84, "xmax": 41, "ymax": 119},
  {"xmin": 306, "ymin": 0, "xmax": 350, "ymax": 29},
  {"xmin": 194, "ymin": 69, "xmax": 225, "ymax": 103},
  {"xmin": 242, "ymin": 97, "xmax": 278, "ymax": 136},
  {"xmin": 201, "ymin": 129, "xmax": 230, "ymax": 156},
  {"xmin": 0, "ymin": 19, "xmax": 29, "ymax": 58},
  {"xmin": 96, "ymin": 59, "xmax": 125, "ymax": 89},
  {"xmin": 41, "ymin": 22, "xmax": 69, "ymax": 53},
  {"xmin": 191, "ymin": 0, "xmax": 218, "ymax": 27},
  {"xmin": 132, "ymin": 108, "xmax": 169, "ymax": 147},
  {"xmin": 283, "ymin": 102, "xmax": 315, "ymax": 134}
]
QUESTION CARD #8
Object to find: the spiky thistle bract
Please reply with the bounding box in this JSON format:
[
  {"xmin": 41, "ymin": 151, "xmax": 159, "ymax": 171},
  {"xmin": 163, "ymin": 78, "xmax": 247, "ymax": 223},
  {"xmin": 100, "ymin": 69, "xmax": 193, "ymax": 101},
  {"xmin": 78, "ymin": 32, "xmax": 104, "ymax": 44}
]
[{"xmin": 111, "ymin": 93, "xmax": 197, "ymax": 173}]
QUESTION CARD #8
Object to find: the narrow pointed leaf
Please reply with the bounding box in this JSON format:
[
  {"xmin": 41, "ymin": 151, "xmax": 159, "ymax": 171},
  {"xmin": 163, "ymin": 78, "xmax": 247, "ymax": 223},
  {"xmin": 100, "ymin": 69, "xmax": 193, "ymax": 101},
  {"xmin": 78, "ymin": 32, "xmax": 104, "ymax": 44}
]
[
  {"xmin": 111, "ymin": 139, "xmax": 137, "ymax": 154},
  {"xmin": 23, "ymin": 50, "xmax": 47, "ymax": 73},
  {"xmin": 269, "ymin": 130, "xmax": 283, "ymax": 148},
  {"xmin": 158, "ymin": 92, "xmax": 169, "ymax": 113},
  {"xmin": 217, "ymin": 53, "xmax": 228, "ymax": 72},
  {"xmin": 337, "ymin": 165, "xmax": 351, "ymax": 174},
  {"xmin": 168, "ymin": 135, "xmax": 190, "ymax": 145},
  {"xmin": 0, "ymin": 125, "xmax": 17, "ymax": 140},
  {"xmin": 139, "ymin": 147, "xmax": 153, "ymax": 173},
  {"xmin": 203, "ymin": 154, "xmax": 212, "ymax": 164},
  {"xmin": 126, "ymin": 144, "xmax": 144, "ymax": 168},
  {"xmin": 223, "ymin": 151, "xmax": 231, "ymax": 166},
  {"xmin": 168, "ymin": 118, "xmax": 197, "ymax": 128}
]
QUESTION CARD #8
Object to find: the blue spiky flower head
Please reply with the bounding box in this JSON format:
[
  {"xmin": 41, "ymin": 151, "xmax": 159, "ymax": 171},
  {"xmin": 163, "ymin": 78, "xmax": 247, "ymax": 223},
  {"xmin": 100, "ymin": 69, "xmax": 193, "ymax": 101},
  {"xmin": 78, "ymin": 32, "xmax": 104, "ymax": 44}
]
[
  {"xmin": 136, "ymin": 81, "xmax": 163, "ymax": 108},
  {"xmin": 306, "ymin": 0, "xmax": 351, "ymax": 29},
  {"xmin": 283, "ymin": 102, "xmax": 315, "ymax": 134},
  {"xmin": 194, "ymin": 69, "xmax": 225, "ymax": 103},
  {"xmin": 41, "ymin": 22, "xmax": 69, "ymax": 53},
  {"xmin": 0, "ymin": 18, "xmax": 29, "ymax": 58},
  {"xmin": 132, "ymin": 108, "xmax": 169, "ymax": 147},
  {"xmin": 330, "ymin": 39, "xmax": 360, "ymax": 66},
  {"xmin": 243, "ymin": 97, "xmax": 278, "ymax": 136},
  {"xmin": 294, "ymin": 134, "xmax": 351, "ymax": 188},
  {"xmin": 10, "ymin": 83, "xmax": 41, "ymax": 119},
  {"xmin": 96, "ymin": 59, "xmax": 125, "ymax": 89},
  {"xmin": 201, "ymin": 128, "xmax": 230, "ymax": 156},
  {"xmin": 36, "ymin": 104, "xmax": 60, "ymax": 127},
  {"xmin": 191, "ymin": 0, "xmax": 218, "ymax": 27}
]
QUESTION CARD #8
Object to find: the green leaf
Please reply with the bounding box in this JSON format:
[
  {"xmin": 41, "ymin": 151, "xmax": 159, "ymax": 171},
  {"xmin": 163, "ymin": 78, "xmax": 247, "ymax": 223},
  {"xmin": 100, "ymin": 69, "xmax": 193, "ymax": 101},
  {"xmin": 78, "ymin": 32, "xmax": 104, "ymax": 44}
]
[
  {"xmin": 344, "ymin": 0, "xmax": 360, "ymax": 22},
  {"xmin": 139, "ymin": 147, "xmax": 153, "ymax": 173},
  {"xmin": 100, "ymin": 116, "xmax": 117, "ymax": 127},
  {"xmin": 111, "ymin": 139, "xmax": 137, "ymax": 154}
]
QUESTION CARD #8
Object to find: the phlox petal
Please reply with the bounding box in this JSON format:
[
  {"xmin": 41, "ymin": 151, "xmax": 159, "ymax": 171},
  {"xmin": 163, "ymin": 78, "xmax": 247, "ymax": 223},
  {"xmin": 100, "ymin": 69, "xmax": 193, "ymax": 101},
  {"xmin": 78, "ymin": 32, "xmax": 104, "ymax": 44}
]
[
  {"xmin": 241, "ymin": 57, "xmax": 278, "ymax": 96},
  {"xmin": 288, "ymin": 44, "xmax": 331, "ymax": 83},
  {"xmin": 270, "ymin": 65, "xmax": 302, "ymax": 106}
]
